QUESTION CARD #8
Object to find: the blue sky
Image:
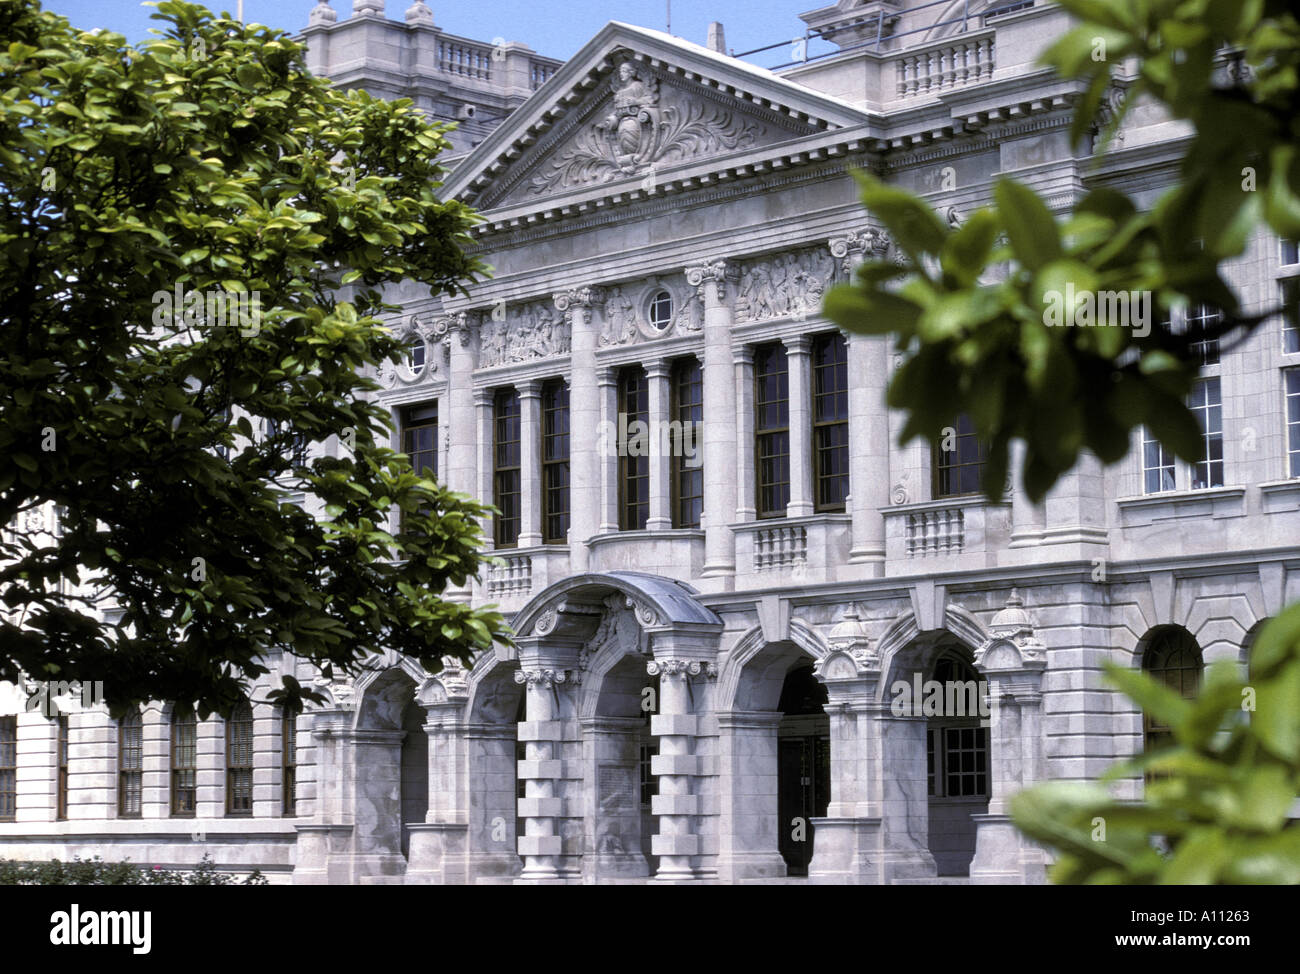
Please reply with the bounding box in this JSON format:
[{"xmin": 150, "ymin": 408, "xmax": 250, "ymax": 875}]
[{"xmin": 38, "ymin": 1, "xmax": 840, "ymax": 67}]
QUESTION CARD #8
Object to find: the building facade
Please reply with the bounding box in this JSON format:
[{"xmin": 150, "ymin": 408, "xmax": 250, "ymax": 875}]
[{"xmin": 2, "ymin": 0, "xmax": 1298, "ymax": 884}]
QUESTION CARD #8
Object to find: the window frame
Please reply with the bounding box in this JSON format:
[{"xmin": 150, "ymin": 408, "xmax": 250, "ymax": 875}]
[
  {"xmin": 0, "ymin": 716, "xmax": 16, "ymax": 822},
  {"xmin": 1142, "ymin": 375, "xmax": 1225, "ymax": 493},
  {"xmin": 118, "ymin": 712, "xmax": 143, "ymax": 819},
  {"xmin": 56, "ymin": 715, "xmax": 69, "ymax": 821},
  {"xmin": 492, "ymin": 388, "xmax": 522, "ymax": 548},
  {"xmin": 754, "ymin": 342, "xmax": 791, "ymax": 519},
  {"xmin": 225, "ymin": 700, "xmax": 254, "ymax": 817},
  {"xmin": 669, "ymin": 356, "xmax": 704, "ymax": 529},
  {"xmin": 618, "ymin": 366, "xmax": 650, "ymax": 531},
  {"xmin": 1286, "ymin": 368, "xmax": 1300, "ymax": 479},
  {"xmin": 281, "ymin": 711, "xmax": 297, "ymax": 818},
  {"xmin": 811, "ymin": 332, "xmax": 849, "ymax": 513},
  {"xmin": 932, "ymin": 413, "xmax": 988, "ymax": 500},
  {"xmin": 925, "ymin": 652, "xmax": 990, "ymax": 800},
  {"xmin": 400, "ymin": 401, "xmax": 439, "ymax": 483},
  {"xmin": 170, "ymin": 709, "xmax": 197, "ymax": 818},
  {"xmin": 1142, "ymin": 628, "xmax": 1204, "ymax": 771},
  {"xmin": 541, "ymin": 379, "xmax": 571, "ymax": 544}
]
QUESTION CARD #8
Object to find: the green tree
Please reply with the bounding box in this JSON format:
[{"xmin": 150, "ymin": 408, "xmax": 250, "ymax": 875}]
[
  {"xmin": 0, "ymin": 0, "xmax": 507, "ymax": 718},
  {"xmin": 824, "ymin": 0, "xmax": 1300, "ymax": 882}
]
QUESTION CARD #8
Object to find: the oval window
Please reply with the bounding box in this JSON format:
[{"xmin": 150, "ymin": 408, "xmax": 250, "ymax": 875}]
[{"xmin": 648, "ymin": 290, "xmax": 674, "ymax": 330}]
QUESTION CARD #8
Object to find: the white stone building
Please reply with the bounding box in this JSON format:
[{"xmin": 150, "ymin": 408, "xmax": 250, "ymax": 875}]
[{"xmin": 2, "ymin": 0, "xmax": 1298, "ymax": 884}]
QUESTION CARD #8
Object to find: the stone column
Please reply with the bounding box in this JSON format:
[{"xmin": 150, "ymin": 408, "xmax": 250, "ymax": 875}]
[
  {"xmin": 830, "ymin": 231, "xmax": 890, "ymax": 570},
  {"xmin": 970, "ymin": 592, "xmax": 1049, "ymax": 884},
  {"xmin": 518, "ymin": 379, "xmax": 542, "ymax": 549},
  {"xmin": 646, "ymin": 359, "xmax": 672, "ymax": 530},
  {"xmin": 647, "ymin": 630, "xmax": 717, "ymax": 883},
  {"xmin": 1009, "ymin": 439, "xmax": 1046, "ymax": 547},
  {"xmin": 441, "ymin": 315, "xmax": 477, "ymax": 600},
  {"xmin": 555, "ymin": 288, "xmax": 604, "ymax": 565},
  {"xmin": 513, "ymin": 634, "xmax": 582, "ymax": 884},
  {"xmin": 292, "ymin": 688, "xmax": 358, "ymax": 885},
  {"xmin": 809, "ymin": 615, "xmax": 886, "ymax": 884},
  {"xmin": 473, "ymin": 387, "xmax": 495, "ymax": 546},
  {"xmin": 734, "ymin": 347, "xmax": 756, "ymax": 522},
  {"xmin": 580, "ymin": 716, "xmax": 650, "ymax": 881},
  {"xmin": 715, "ymin": 710, "xmax": 786, "ymax": 882},
  {"xmin": 686, "ymin": 258, "xmax": 740, "ymax": 580},
  {"xmin": 784, "ymin": 334, "xmax": 814, "ymax": 517},
  {"xmin": 597, "ymin": 367, "xmax": 620, "ymax": 533},
  {"xmin": 405, "ymin": 668, "xmax": 472, "ymax": 885}
]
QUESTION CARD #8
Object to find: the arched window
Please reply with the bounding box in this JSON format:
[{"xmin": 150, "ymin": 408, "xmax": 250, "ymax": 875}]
[
  {"xmin": 226, "ymin": 700, "xmax": 254, "ymax": 816},
  {"xmin": 118, "ymin": 712, "xmax": 143, "ymax": 819},
  {"xmin": 1142, "ymin": 627, "xmax": 1203, "ymax": 758},
  {"xmin": 170, "ymin": 709, "xmax": 197, "ymax": 817}
]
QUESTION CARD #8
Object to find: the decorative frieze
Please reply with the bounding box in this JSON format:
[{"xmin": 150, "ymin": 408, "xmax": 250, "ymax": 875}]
[
  {"xmin": 733, "ymin": 247, "xmax": 837, "ymax": 323},
  {"xmin": 478, "ymin": 299, "xmax": 571, "ymax": 367}
]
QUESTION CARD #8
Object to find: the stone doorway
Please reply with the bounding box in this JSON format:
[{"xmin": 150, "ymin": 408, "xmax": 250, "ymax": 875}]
[{"xmin": 776, "ymin": 663, "xmax": 830, "ymax": 876}]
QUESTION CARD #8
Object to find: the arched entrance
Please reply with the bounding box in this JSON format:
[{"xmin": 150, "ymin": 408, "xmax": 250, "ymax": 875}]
[
  {"xmin": 350, "ymin": 666, "xmax": 427, "ymax": 878},
  {"xmin": 463, "ymin": 657, "xmax": 525, "ymax": 881},
  {"xmin": 924, "ymin": 647, "xmax": 989, "ymax": 876},
  {"xmin": 399, "ymin": 696, "xmax": 428, "ymax": 859},
  {"xmin": 776, "ymin": 663, "xmax": 830, "ymax": 875}
]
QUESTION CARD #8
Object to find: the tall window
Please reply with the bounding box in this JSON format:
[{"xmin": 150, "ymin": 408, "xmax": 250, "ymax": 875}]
[
  {"xmin": 754, "ymin": 343, "xmax": 790, "ymax": 518},
  {"xmin": 1287, "ymin": 370, "xmax": 1300, "ymax": 479},
  {"xmin": 170, "ymin": 710, "xmax": 197, "ymax": 817},
  {"xmin": 264, "ymin": 417, "xmax": 308, "ymax": 470},
  {"xmin": 670, "ymin": 357, "xmax": 704, "ymax": 529},
  {"xmin": 1189, "ymin": 377, "xmax": 1223, "ymax": 489},
  {"xmin": 812, "ymin": 333, "xmax": 849, "ymax": 512},
  {"xmin": 1283, "ymin": 278, "xmax": 1299, "ymax": 354},
  {"xmin": 226, "ymin": 700, "xmax": 254, "ymax": 816},
  {"xmin": 541, "ymin": 380, "xmax": 570, "ymax": 544},
  {"xmin": 1142, "ymin": 427, "xmax": 1176, "ymax": 493},
  {"xmin": 118, "ymin": 713, "xmax": 143, "ymax": 819},
  {"xmin": 933, "ymin": 413, "xmax": 987, "ymax": 498},
  {"xmin": 619, "ymin": 366, "xmax": 650, "ymax": 531},
  {"xmin": 493, "ymin": 388, "xmax": 521, "ymax": 547},
  {"xmin": 281, "ymin": 711, "xmax": 297, "ymax": 817},
  {"xmin": 0, "ymin": 716, "xmax": 16, "ymax": 822},
  {"xmin": 925, "ymin": 653, "xmax": 989, "ymax": 798},
  {"xmin": 1142, "ymin": 628, "xmax": 1203, "ymax": 765},
  {"xmin": 56, "ymin": 715, "xmax": 69, "ymax": 820},
  {"xmin": 401, "ymin": 402, "xmax": 439, "ymax": 481},
  {"xmin": 1184, "ymin": 303, "xmax": 1221, "ymax": 367}
]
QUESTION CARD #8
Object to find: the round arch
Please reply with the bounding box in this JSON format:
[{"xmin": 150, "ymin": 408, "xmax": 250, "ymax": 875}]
[{"xmin": 715, "ymin": 618, "xmax": 830, "ymax": 713}]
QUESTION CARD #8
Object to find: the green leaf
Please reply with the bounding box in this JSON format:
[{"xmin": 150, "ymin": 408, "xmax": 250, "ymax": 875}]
[{"xmin": 995, "ymin": 179, "xmax": 1061, "ymax": 271}]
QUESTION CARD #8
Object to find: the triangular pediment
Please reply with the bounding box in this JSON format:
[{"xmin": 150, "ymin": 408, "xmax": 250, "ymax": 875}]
[{"xmin": 444, "ymin": 22, "xmax": 871, "ymax": 213}]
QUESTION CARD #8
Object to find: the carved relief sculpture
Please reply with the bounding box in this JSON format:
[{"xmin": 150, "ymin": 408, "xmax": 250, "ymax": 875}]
[
  {"xmin": 527, "ymin": 59, "xmax": 766, "ymax": 196},
  {"xmin": 478, "ymin": 299, "xmax": 572, "ymax": 367},
  {"xmin": 734, "ymin": 247, "xmax": 839, "ymax": 323}
]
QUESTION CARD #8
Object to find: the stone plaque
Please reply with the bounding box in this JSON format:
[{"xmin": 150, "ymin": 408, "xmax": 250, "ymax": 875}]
[{"xmin": 598, "ymin": 764, "xmax": 634, "ymax": 814}]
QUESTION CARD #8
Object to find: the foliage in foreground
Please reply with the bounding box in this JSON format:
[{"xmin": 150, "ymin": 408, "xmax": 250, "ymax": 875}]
[
  {"xmin": 0, "ymin": 0, "xmax": 508, "ymax": 718},
  {"xmin": 823, "ymin": 0, "xmax": 1300, "ymax": 882},
  {"xmin": 0, "ymin": 852, "xmax": 268, "ymax": 885},
  {"xmin": 1012, "ymin": 604, "xmax": 1300, "ymax": 884}
]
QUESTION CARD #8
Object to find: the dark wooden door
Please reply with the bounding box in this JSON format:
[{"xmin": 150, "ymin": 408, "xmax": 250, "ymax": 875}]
[{"xmin": 778, "ymin": 734, "xmax": 831, "ymax": 874}]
